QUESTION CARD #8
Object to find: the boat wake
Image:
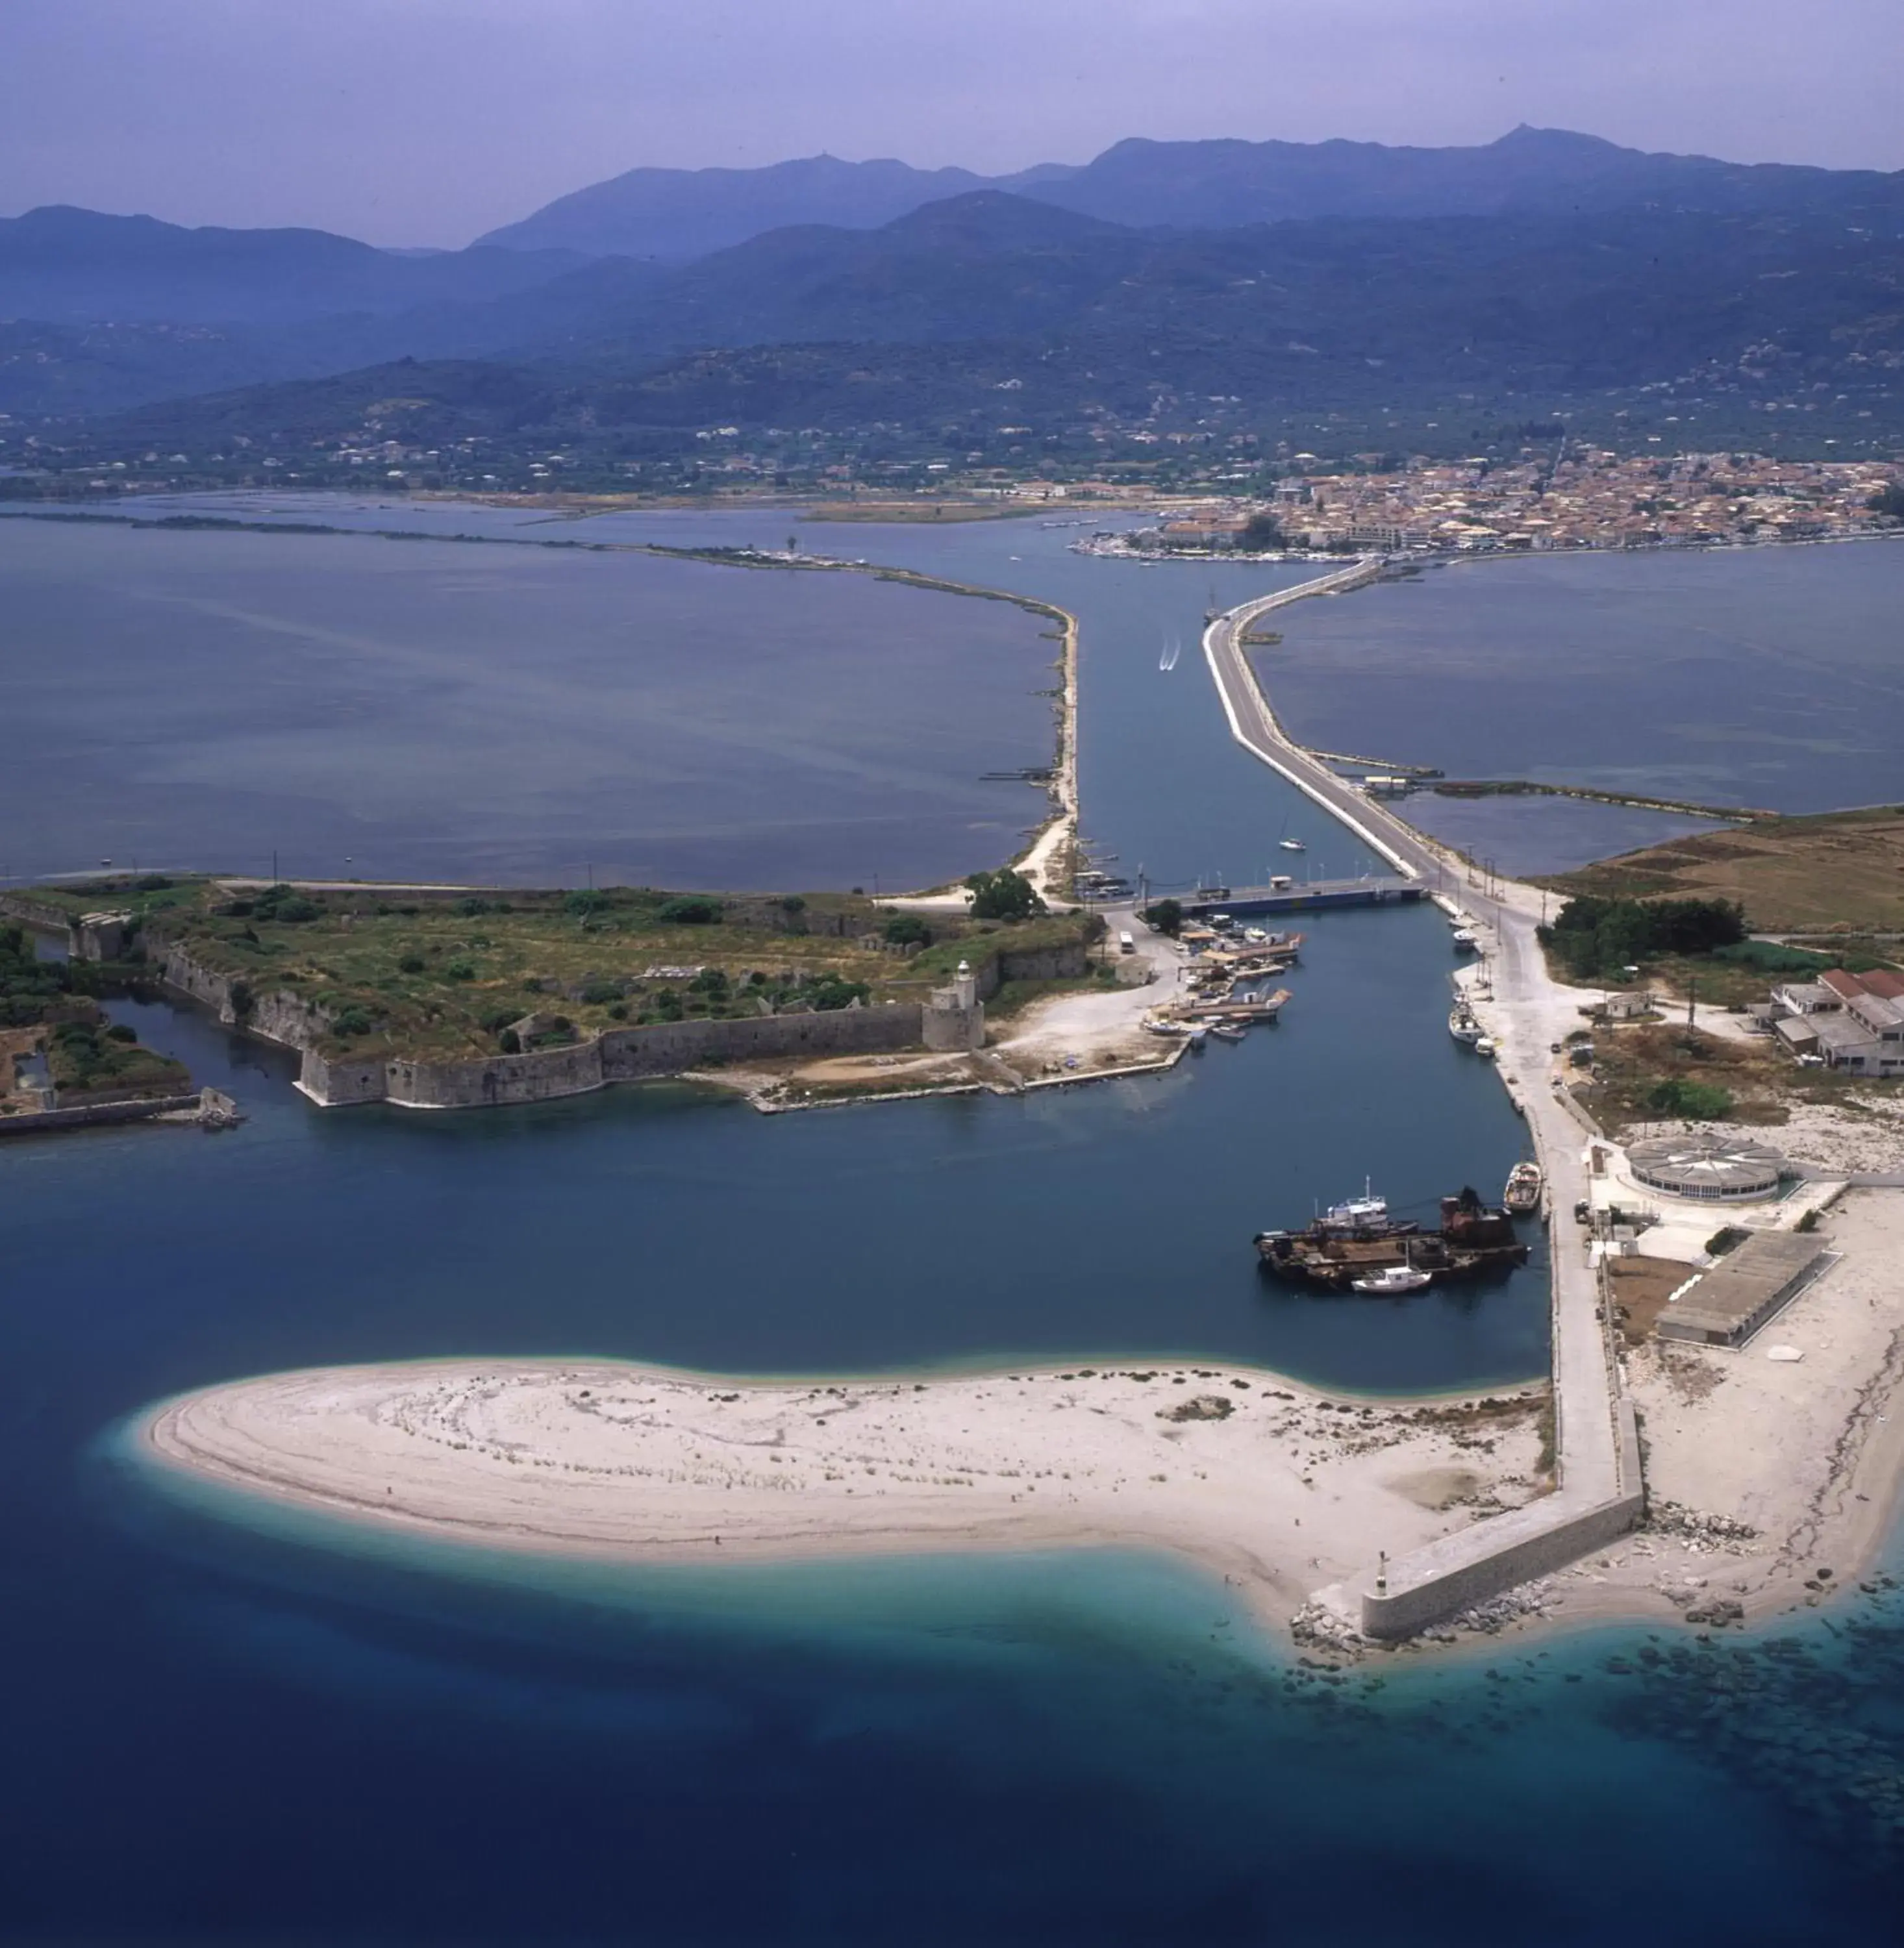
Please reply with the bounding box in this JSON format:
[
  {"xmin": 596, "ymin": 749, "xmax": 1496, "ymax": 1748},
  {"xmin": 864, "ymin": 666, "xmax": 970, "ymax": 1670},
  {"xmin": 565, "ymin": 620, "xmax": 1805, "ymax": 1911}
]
[{"xmin": 1159, "ymin": 634, "xmax": 1181, "ymax": 673}]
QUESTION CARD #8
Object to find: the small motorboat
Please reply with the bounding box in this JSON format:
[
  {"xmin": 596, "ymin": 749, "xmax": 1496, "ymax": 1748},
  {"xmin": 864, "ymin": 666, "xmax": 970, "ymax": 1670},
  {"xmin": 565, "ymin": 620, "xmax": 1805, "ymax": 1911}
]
[
  {"xmin": 1451, "ymin": 928, "xmax": 1479, "ymax": 951},
  {"xmin": 1473, "ymin": 1036, "xmax": 1497, "ymax": 1059},
  {"xmin": 1279, "ymin": 838, "xmax": 1307, "ymax": 853},
  {"xmin": 1210, "ymin": 1023, "xmax": 1248, "ymax": 1042},
  {"xmin": 1350, "ymin": 1263, "xmax": 1434, "ymax": 1295},
  {"xmin": 1186, "ymin": 1023, "xmax": 1209, "ymax": 1049}
]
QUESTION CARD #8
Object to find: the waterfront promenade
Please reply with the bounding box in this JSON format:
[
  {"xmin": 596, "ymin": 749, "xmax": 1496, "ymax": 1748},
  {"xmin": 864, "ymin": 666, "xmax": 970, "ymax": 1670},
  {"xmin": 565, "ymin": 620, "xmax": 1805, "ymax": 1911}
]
[{"xmin": 1203, "ymin": 568, "xmax": 1640, "ymax": 1635}]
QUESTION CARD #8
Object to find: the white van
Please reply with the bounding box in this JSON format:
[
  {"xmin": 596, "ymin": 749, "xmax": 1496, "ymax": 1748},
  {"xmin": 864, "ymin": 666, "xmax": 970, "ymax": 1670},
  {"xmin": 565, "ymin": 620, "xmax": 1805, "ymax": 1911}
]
[{"xmin": 1118, "ymin": 930, "xmax": 1136, "ymax": 955}]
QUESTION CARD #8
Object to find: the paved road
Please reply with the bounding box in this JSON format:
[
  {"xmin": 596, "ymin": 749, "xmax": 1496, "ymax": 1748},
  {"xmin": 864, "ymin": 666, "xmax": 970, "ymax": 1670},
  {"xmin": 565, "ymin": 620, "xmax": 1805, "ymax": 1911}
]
[{"xmin": 1203, "ymin": 575, "xmax": 1630, "ymax": 1621}]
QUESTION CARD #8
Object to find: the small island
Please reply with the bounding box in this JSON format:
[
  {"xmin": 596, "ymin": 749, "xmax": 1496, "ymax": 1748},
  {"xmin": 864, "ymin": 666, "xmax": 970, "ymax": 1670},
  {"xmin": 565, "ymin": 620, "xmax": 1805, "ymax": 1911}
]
[{"xmin": 1, "ymin": 869, "xmax": 1177, "ymax": 1122}]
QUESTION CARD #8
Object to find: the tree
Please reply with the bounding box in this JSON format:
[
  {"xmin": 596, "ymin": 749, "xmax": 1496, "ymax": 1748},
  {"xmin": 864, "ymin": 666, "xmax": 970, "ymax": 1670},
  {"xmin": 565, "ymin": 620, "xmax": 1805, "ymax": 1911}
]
[
  {"xmin": 657, "ymin": 895, "xmax": 723, "ymax": 925},
  {"xmin": 1235, "ymin": 510, "xmax": 1285, "ymax": 553},
  {"xmin": 1868, "ymin": 481, "xmax": 1904, "ymax": 521},
  {"xmin": 964, "ymin": 868, "xmax": 1044, "ymax": 921},
  {"xmin": 1142, "ymin": 897, "xmax": 1183, "ymax": 938},
  {"xmin": 883, "ymin": 914, "xmax": 932, "ymax": 947}
]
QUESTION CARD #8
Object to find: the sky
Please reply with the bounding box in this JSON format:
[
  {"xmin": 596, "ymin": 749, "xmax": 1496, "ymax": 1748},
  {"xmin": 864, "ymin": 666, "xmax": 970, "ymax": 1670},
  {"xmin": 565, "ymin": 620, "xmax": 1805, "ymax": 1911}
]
[{"xmin": 5, "ymin": 0, "xmax": 1901, "ymax": 247}]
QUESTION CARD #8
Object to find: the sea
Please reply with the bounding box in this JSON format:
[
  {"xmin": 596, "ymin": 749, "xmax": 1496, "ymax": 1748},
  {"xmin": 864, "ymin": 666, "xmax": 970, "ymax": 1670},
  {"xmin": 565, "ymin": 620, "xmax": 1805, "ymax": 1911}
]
[{"xmin": 3, "ymin": 501, "xmax": 1903, "ymax": 1942}]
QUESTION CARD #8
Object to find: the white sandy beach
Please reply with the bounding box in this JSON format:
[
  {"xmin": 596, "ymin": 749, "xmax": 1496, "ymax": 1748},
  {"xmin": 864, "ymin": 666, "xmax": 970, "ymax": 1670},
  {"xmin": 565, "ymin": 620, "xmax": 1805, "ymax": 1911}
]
[{"xmin": 144, "ymin": 1358, "xmax": 1550, "ymax": 1631}]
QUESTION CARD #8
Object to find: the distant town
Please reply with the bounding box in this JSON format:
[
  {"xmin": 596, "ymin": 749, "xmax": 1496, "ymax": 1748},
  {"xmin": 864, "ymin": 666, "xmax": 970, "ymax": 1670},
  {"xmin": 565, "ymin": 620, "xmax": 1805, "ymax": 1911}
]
[{"xmin": 1093, "ymin": 450, "xmax": 1904, "ymax": 557}]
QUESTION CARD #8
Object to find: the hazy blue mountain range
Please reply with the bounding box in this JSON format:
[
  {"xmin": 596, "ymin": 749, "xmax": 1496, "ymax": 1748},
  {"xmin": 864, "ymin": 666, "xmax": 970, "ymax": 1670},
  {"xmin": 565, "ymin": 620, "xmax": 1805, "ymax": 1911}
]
[
  {"xmin": 477, "ymin": 126, "xmax": 1904, "ymax": 259},
  {"xmin": 0, "ymin": 206, "xmax": 590, "ymax": 327},
  {"xmin": 64, "ymin": 192, "xmax": 1904, "ymax": 460},
  {"xmin": 6, "ymin": 129, "xmax": 1904, "ymax": 432},
  {"xmin": 475, "ymin": 152, "xmax": 1068, "ymax": 259}
]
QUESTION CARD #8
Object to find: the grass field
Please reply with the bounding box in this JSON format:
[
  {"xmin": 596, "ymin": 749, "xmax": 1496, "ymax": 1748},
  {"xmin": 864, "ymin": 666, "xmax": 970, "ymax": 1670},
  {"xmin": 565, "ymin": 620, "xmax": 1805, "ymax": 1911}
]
[{"xmin": 1541, "ymin": 806, "xmax": 1904, "ymax": 934}]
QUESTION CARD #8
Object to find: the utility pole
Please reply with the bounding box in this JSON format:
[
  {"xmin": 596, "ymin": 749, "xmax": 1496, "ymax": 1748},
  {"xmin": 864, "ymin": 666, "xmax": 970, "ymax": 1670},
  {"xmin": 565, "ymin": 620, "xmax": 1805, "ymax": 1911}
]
[{"xmin": 1688, "ymin": 976, "xmax": 1697, "ymax": 1030}]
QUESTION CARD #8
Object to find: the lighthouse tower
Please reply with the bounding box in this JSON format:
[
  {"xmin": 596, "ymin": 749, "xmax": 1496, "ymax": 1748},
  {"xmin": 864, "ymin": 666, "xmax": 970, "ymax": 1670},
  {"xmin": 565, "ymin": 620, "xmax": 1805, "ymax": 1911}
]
[{"xmin": 924, "ymin": 958, "xmax": 985, "ymax": 1051}]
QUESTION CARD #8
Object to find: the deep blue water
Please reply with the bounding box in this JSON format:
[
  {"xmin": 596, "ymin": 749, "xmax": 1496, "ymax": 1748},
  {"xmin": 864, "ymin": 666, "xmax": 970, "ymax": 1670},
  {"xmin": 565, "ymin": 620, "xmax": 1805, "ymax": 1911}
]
[{"xmin": 5, "ymin": 501, "xmax": 1903, "ymax": 1941}]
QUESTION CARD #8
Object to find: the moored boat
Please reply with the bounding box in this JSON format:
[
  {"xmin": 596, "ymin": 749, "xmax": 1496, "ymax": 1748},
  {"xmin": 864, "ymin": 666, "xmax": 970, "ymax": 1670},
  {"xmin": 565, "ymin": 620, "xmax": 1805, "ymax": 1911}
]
[
  {"xmin": 1349, "ymin": 1263, "xmax": 1434, "ymax": 1294},
  {"xmin": 1451, "ymin": 928, "xmax": 1479, "ymax": 951},
  {"xmin": 1473, "ymin": 1036, "xmax": 1497, "ymax": 1058},
  {"xmin": 1448, "ymin": 1005, "xmax": 1484, "ymax": 1047},
  {"xmin": 1254, "ymin": 1186, "xmax": 1528, "ymax": 1289},
  {"xmin": 1504, "ymin": 1160, "xmax": 1544, "ymax": 1214}
]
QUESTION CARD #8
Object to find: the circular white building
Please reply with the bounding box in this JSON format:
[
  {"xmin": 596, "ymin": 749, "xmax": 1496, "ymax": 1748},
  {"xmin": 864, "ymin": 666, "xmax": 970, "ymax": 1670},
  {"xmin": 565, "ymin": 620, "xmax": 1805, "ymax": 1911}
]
[{"xmin": 1626, "ymin": 1133, "xmax": 1788, "ymax": 1202}]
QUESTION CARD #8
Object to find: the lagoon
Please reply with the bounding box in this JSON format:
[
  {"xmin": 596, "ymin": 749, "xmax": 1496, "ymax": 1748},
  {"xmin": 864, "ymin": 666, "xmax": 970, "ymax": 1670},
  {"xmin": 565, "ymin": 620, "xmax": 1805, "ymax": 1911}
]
[{"xmin": 0, "ymin": 514, "xmax": 1053, "ymax": 891}]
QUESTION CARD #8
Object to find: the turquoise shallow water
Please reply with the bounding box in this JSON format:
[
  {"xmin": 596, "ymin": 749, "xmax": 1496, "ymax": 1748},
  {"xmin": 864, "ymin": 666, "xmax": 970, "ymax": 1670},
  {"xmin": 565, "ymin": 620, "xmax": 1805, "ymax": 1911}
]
[{"xmin": 6, "ymin": 501, "xmax": 1904, "ymax": 1938}]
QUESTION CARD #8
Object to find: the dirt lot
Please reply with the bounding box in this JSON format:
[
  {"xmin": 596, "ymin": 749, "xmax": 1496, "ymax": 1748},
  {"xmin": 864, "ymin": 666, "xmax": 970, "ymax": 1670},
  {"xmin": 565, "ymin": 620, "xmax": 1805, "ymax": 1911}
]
[
  {"xmin": 1543, "ymin": 806, "xmax": 1904, "ymax": 933},
  {"xmin": 1607, "ymin": 1255, "xmax": 1701, "ymax": 1346}
]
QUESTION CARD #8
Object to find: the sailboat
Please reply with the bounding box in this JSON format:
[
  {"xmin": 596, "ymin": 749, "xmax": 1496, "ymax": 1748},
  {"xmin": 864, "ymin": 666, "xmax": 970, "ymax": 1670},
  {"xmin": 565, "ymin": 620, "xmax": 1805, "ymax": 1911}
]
[
  {"xmin": 1276, "ymin": 814, "xmax": 1306, "ymax": 854},
  {"xmin": 1159, "ymin": 633, "xmax": 1181, "ymax": 673}
]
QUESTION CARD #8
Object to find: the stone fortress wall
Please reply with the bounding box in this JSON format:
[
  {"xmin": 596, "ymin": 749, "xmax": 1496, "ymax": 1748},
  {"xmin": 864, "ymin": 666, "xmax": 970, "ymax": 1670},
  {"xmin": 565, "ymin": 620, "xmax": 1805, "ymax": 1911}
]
[{"xmin": 9, "ymin": 903, "xmax": 1086, "ymax": 1114}]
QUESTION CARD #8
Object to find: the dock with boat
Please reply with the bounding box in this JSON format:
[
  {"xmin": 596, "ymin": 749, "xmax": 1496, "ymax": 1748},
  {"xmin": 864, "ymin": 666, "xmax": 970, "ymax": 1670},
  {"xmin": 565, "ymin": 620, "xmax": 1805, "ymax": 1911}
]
[{"xmin": 1253, "ymin": 1184, "xmax": 1532, "ymax": 1292}]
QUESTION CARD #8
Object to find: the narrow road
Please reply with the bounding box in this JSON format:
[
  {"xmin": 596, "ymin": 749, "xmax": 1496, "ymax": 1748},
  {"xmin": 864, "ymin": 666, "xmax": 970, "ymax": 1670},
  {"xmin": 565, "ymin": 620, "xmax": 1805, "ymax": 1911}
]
[{"xmin": 1203, "ymin": 572, "xmax": 1633, "ymax": 1630}]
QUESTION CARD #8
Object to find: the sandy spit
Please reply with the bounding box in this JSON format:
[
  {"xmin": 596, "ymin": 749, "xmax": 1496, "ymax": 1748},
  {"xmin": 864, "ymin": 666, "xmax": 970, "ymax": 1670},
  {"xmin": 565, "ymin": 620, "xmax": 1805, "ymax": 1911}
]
[{"xmin": 142, "ymin": 1357, "xmax": 1550, "ymax": 1634}]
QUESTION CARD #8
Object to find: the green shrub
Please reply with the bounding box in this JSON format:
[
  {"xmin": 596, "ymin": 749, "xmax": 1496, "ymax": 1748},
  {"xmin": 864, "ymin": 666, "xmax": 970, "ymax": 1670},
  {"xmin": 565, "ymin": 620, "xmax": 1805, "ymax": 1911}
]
[
  {"xmin": 964, "ymin": 868, "xmax": 1044, "ymax": 921},
  {"xmin": 564, "ymin": 890, "xmax": 610, "ymax": 919},
  {"xmin": 398, "ymin": 954, "xmax": 425, "ymax": 974},
  {"xmin": 1541, "ymin": 895, "xmax": 1746, "ymax": 981},
  {"xmin": 657, "ymin": 895, "xmax": 723, "ymax": 925},
  {"xmin": 807, "ymin": 974, "xmax": 871, "ymax": 1012},
  {"xmin": 106, "ymin": 1023, "xmax": 138, "ymax": 1043},
  {"xmin": 498, "ymin": 1028, "xmax": 521, "ymax": 1054},
  {"xmin": 883, "ymin": 914, "xmax": 931, "ymax": 947},
  {"xmin": 442, "ymin": 959, "xmax": 477, "ymax": 982},
  {"xmin": 1647, "ymin": 1079, "xmax": 1734, "ymax": 1119}
]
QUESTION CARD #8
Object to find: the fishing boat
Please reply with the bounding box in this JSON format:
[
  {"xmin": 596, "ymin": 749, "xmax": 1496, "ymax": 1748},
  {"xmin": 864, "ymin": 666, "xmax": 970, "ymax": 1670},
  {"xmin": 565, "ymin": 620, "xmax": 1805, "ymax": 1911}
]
[
  {"xmin": 1316, "ymin": 1182, "xmax": 1416, "ymax": 1239},
  {"xmin": 1503, "ymin": 1161, "xmax": 1545, "ymax": 1215},
  {"xmin": 1350, "ymin": 1261, "xmax": 1434, "ymax": 1295},
  {"xmin": 1448, "ymin": 1005, "xmax": 1484, "ymax": 1047}
]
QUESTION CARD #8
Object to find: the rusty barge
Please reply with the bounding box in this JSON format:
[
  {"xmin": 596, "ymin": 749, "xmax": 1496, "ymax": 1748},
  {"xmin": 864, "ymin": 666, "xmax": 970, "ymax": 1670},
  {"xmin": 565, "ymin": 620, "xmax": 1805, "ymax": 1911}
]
[{"xmin": 1254, "ymin": 1186, "xmax": 1529, "ymax": 1292}]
